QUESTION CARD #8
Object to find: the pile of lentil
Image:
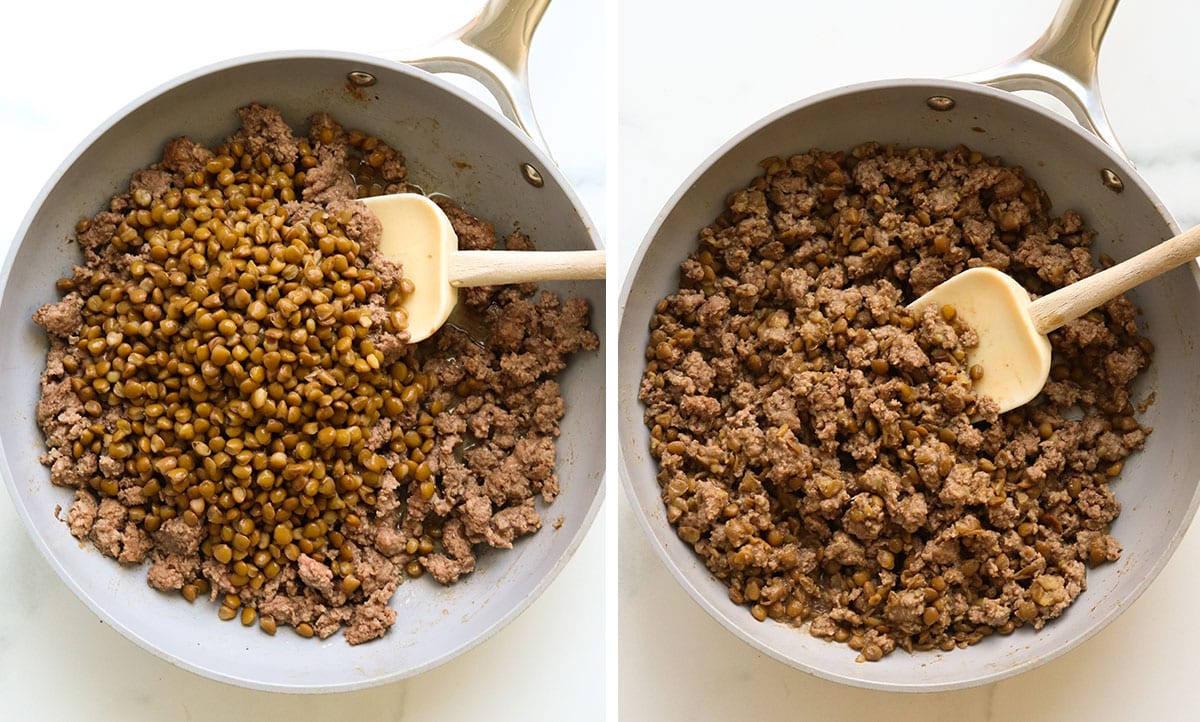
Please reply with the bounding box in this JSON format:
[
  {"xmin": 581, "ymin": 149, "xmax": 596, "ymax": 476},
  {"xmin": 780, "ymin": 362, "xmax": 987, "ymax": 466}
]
[
  {"xmin": 639, "ymin": 143, "xmax": 1151, "ymax": 661},
  {"xmin": 34, "ymin": 104, "xmax": 597, "ymax": 643}
]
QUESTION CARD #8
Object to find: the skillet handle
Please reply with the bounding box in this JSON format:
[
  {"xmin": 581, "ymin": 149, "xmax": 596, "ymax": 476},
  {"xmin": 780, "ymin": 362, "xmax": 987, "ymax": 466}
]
[
  {"xmin": 387, "ymin": 0, "xmax": 552, "ymax": 157},
  {"xmin": 957, "ymin": 0, "xmax": 1128, "ymax": 162}
]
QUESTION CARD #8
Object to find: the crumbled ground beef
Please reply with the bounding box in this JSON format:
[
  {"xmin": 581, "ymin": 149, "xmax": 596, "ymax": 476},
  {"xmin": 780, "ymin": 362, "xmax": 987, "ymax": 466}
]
[
  {"xmin": 639, "ymin": 143, "xmax": 1150, "ymax": 661},
  {"xmin": 35, "ymin": 104, "xmax": 597, "ymax": 644}
]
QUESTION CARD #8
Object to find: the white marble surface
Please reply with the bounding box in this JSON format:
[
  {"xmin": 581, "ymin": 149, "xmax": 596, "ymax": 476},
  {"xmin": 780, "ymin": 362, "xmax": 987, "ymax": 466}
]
[
  {"xmin": 618, "ymin": 0, "xmax": 1200, "ymax": 719},
  {"xmin": 0, "ymin": 1, "xmax": 604, "ymax": 719}
]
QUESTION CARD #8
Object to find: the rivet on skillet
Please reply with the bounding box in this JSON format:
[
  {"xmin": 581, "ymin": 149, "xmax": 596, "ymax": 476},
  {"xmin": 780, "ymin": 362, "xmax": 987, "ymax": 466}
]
[
  {"xmin": 347, "ymin": 71, "xmax": 377, "ymax": 88},
  {"xmin": 926, "ymin": 96, "xmax": 956, "ymax": 112},
  {"xmin": 521, "ymin": 163, "xmax": 545, "ymax": 188},
  {"xmin": 1100, "ymin": 168, "xmax": 1125, "ymax": 193}
]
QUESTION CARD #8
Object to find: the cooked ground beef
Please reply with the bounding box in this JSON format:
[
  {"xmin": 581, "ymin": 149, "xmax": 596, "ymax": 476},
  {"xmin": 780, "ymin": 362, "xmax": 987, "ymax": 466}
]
[
  {"xmin": 639, "ymin": 143, "xmax": 1150, "ymax": 661},
  {"xmin": 34, "ymin": 104, "xmax": 597, "ymax": 644}
]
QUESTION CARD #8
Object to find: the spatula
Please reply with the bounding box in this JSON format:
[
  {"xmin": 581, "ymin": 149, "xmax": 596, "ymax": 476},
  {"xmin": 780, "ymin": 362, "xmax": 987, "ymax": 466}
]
[
  {"xmin": 908, "ymin": 223, "xmax": 1200, "ymax": 413},
  {"xmin": 359, "ymin": 193, "xmax": 606, "ymax": 342}
]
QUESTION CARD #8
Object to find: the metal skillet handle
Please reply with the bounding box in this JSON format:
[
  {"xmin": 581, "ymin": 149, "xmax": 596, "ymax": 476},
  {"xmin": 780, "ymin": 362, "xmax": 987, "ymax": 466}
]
[
  {"xmin": 387, "ymin": 0, "xmax": 552, "ymax": 157},
  {"xmin": 957, "ymin": 0, "xmax": 1128, "ymax": 162}
]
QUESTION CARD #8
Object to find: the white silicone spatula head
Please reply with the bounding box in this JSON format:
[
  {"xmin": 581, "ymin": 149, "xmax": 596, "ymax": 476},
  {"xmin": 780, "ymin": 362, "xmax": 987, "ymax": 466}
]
[
  {"xmin": 358, "ymin": 193, "xmax": 456, "ymax": 344},
  {"xmin": 908, "ymin": 267, "xmax": 1051, "ymax": 413}
]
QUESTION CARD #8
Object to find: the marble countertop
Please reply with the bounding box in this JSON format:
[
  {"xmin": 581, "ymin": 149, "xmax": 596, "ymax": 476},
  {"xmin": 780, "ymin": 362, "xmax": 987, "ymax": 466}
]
[
  {"xmin": 0, "ymin": 1, "xmax": 604, "ymax": 719},
  {"xmin": 618, "ymin": 0, "xmax": 1200, "ymax": 720}
]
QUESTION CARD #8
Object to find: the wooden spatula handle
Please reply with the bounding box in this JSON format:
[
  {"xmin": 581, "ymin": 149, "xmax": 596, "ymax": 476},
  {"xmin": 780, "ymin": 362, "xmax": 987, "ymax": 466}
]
[
  {"xmin": 448, "ymin": 250, "xmax": 606, "ymax": 287},
  {"xmin": 1029, "ymin": 224, "xmax": 1200, "ymax": 334}
]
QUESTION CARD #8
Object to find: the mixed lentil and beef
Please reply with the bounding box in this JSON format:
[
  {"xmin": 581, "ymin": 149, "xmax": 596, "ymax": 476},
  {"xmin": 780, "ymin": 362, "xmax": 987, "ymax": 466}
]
[
  {"xmin": 34, "ymin": 104, "xmax": 597, "ymax": 643},
  {"xmin": 639, "ymin": 143, "xmax": 1151, "ymax": 661}
]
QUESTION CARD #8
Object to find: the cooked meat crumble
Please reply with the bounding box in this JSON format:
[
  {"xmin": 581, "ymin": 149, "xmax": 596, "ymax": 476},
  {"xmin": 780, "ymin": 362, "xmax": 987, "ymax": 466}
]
[
  {"xmin": 639, "ymin": 143, "xmax": 1150, "ymax": 661},
  {"xmin": 34, "ymin": 104, "xmax": 598, "ymax": 643}
]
